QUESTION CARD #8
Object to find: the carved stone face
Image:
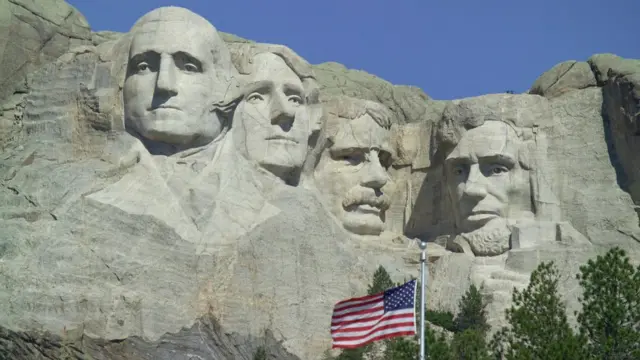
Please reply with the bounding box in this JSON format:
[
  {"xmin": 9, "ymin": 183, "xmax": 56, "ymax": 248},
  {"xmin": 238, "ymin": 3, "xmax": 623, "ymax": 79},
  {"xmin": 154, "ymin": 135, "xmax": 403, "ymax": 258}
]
[
  {"xmin": 232, "ymin": 53, "xmax": 310, "ymax": 181},
  {"xmin": 445, "ymin": 121, "xmax": 530, "ymax": 234},
  {"xmin": 123, "ymin": 16, "xmax": 221, "ymax": 146},
  {"xmin": 314, "ymin": 113, "xmax": 393, "ymax": 236}
]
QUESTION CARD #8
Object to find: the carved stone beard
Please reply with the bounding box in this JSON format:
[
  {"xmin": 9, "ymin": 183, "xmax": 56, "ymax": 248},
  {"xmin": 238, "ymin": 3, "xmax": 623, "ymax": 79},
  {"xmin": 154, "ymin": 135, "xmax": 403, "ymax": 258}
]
[{"xmin": 456, "ymin": 217, "xmax": 513, "ymax": 256}]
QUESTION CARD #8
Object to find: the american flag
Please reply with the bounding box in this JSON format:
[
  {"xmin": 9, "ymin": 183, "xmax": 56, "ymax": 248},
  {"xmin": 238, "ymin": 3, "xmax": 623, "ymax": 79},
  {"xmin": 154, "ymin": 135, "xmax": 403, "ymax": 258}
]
[{"xmin": 330, "ymin": 279, "xmax": 417, "ymax": 349}]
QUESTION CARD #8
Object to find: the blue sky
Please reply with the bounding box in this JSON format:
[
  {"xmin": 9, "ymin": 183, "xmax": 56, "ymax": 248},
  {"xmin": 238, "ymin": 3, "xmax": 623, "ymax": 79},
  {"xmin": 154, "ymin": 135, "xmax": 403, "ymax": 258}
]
[{"xmin": 67, "ymin": 0, "xmax": 639, "ymax": 100}]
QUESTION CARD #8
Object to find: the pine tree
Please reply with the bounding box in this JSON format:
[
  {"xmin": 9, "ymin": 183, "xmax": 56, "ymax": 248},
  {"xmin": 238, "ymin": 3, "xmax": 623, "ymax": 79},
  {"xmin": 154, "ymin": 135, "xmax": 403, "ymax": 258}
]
[
  {"xmin": 384, "ymin": 336, "xmax": 419, "ymax": 360},
  {"xmin": 450, "ymin": 284, "xmax": 491, "ymax": 360},
  {"xmin": 454, "ymin": 284, "xmax": 488, "ymax": 333},
  {"xmin": 451, "ymin": 328, "xmax": 490, "ymax": 360},
  {"xmin": 576, "ymin": 247, "xmax": 640, "ymax": 360},
  {"xmin": 425, "ymin": 309, "xmax": 455, "ymax": 332},
  {"xmin": 490, "ymin": 262, "xmax": 587, "ymax": 360},
  {"xmin": 424, "ymin": 326, "xmax": 453, "ymax": 360},
  {"xmin": 368, "ymin": 266, "xmax": 395, "ymax": 295}
]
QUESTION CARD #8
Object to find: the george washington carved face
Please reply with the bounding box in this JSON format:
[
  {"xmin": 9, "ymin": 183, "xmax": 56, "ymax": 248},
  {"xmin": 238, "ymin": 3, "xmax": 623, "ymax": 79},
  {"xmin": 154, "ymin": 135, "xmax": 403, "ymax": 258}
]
[{"xmin": 123, "ymin": 7, "xmax": 235, "ymax": 149}]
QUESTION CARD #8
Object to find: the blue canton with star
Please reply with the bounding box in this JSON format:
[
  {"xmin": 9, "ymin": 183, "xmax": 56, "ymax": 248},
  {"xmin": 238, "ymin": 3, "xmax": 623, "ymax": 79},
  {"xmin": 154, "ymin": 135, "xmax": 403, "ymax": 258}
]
[{"xmin": 383, "ymin": 280, "xmax": 416, "ymax": 312}]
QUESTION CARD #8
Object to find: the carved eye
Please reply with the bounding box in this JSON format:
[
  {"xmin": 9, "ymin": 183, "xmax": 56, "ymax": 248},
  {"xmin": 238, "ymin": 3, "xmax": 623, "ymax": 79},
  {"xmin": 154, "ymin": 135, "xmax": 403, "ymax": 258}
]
[
  {"xmin": 136, "ymin": 62, "xmax": 150, "ymax": 73},
  {"xmin": 452, "ymin": 166, "xmax": 465, "ymax": 176},
  {"xmin": 184, "ymin": 63, "xmax": 198, "ymax": 72},
  {"xmin": 340, "ymin": 153, "xmax": 365, "ymax": 166},
  {"xmin": 489, "ymin": 164, "xmax": 509, "ymax": 175},
  {"xmin": 247, "ymin": 93, "xmax": 264, "ymax": 103},
  {"xmin": 288, "ymin": 95, "xmax": 303, "ymax": 106}
]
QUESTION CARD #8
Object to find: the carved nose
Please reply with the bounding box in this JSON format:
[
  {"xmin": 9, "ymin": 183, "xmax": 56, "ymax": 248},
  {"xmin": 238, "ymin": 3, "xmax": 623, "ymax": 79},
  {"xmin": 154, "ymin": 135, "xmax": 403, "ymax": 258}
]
[
  {"xmin": 361, "ymin": 154, "xmax": 388, "ymax": 189},
  {"xmin": 270, "ymin": 94, "xmax": 296, "ymax": 127},
  {"xmin": 462, "ymin": 165, "xmax": 488, "ymax": 200},
  {"xmin": 155, "ymin": 55, "xmax": 178, "ymax": 96}
]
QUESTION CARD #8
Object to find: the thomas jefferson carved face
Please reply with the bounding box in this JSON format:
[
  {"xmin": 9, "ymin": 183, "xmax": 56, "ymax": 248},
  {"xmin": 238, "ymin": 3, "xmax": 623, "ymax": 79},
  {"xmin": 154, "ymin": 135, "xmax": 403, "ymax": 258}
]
[
  {"xmin": 314, "ymin": 108, "xmax": 393, "ymax": 236},
  {"xmin": 232, "ymin": 52, "xmax": 310, "ymax": 183},
  {"xmin": 445, "ymin": 121, "xmax": 531, "ymax": 235},
  {"xmin": 123, "ymin": 8, "xmax": 232, "ymax": 147}
]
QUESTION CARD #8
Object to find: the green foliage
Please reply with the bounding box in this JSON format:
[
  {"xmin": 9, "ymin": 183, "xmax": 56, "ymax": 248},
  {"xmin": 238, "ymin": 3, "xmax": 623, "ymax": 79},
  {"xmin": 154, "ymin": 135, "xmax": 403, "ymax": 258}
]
[
  {"xmin": 576, "ymin": 247, "xmax": 640, "ymax": 360},
  {"xmin": 425, "ymin": 326, "xmax": 453, "ymax": 360},
  {"xmin": 454, "ymin": 284, "xmax": 488, "ymax": 333},
  {"xmin": 490, "ymin": 262, "xmax": 588, "ymax": 360},
  {"xmin": 334, "ymin": 347, "xmax": 365, "ymax": 360},
  {"xmin": 331, "ymin": 252, "xmax": 640, "ymax": 359},
  {"xmin": 412, "ymin": 277, "xmax": 455, "ymax": 332},
  {"xmin": 252, "ymin": 345, "xmax": 267, "ymax": 360},
  {"xmin": 451, "ymin": 328, "xmax": 491, "ymax": 360},
  {"xmin": 384, "ymin": 337, "xmax": 419, "ymax": 360},
  {"xmin": 425, "ymin": 309, "xmax": 455, "ymax": 332},
  {"xmin": 449, "ymin": 283, "xmax": 491, "ymax": 359},
  {"xmin": 368, "ymin": 266, "xmax": 395, "ymax": 295}
]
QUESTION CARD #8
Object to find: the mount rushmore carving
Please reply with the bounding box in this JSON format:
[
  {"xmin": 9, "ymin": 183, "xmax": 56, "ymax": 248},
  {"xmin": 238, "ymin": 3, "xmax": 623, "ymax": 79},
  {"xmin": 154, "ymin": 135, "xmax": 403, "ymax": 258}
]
[{"xmin": 1, "ymin": 3, "xmax": 639, "ymax": 359}]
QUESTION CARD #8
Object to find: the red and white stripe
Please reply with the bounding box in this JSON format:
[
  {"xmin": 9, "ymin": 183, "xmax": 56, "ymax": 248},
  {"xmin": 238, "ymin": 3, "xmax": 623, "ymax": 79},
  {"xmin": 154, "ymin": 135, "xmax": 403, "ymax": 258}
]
[{"xmin": 330, "ymin": 292, "xmax": 416, "ymax": 349}]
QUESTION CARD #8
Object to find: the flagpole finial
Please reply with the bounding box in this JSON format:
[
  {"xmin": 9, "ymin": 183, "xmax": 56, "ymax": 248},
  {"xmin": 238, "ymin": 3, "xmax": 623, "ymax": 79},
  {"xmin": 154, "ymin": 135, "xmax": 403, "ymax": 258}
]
[{"xmin": 418, "ymin": 240, "xmax": 427, "ymax": 251}]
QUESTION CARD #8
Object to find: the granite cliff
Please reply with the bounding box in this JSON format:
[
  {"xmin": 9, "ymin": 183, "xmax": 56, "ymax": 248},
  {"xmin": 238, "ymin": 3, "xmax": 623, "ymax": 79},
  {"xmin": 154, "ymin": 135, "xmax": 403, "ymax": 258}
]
[{"xmin": 1, "ymin": 1, "xmax": 639, "ymax": 359}]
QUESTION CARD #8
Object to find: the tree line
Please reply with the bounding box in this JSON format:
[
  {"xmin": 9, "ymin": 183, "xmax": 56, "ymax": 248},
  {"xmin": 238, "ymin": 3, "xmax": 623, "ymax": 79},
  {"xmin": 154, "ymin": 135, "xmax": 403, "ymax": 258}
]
[{"xmin": 322, "ymin": 247, "xmax": 640, "ymax": 360}]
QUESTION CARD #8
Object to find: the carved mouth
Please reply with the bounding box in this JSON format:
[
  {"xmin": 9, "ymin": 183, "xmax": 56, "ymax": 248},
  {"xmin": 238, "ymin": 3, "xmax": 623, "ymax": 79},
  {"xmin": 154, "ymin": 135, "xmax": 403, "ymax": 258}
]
[
  {"xmin": 354, "ymin": 204, "xmax": 381, "ymax": 215},
  {"xmin": 345, "ymin": 199, "xmax": 388, "ymax": 215},
  {"xmin": 151, "ymin": 105, "xmax": 181, "ymax": 111},
  {"xmin": 465, "ymin": 210, "xmax": 499, "ymax": 221},
  {"xmin": 266, "ymin": 135, "xmax": 298, "ymax": 144}
]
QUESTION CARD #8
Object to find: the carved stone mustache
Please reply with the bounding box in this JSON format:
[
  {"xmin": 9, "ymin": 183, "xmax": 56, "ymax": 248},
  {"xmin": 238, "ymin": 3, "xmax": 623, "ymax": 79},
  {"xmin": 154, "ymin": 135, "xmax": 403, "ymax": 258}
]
[{"xmin": 342, "ymin": 187, "xmax": 390, "ymax": 211}]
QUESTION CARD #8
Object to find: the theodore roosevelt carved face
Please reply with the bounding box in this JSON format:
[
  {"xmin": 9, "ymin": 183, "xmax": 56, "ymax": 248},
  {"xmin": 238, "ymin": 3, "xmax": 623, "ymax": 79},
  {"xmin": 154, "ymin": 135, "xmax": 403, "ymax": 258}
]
[{"xmin": 314, "ymin": 98, "xmax": 393, "ymax": 236}]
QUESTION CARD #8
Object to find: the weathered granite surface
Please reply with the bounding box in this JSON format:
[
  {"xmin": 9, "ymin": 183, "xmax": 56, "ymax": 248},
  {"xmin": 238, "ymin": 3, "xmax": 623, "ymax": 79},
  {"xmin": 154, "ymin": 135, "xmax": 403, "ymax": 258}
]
[
  {"xmin": 0, "ymin": 314, "xmax": 300, "ymax": 360},
  {"xmin": 1, "ymin": 1, "xmax": 640, "ymax": 359},
  {"xmin": 0, "ymin": 0, "xmax": 91, "ymax": 102}
]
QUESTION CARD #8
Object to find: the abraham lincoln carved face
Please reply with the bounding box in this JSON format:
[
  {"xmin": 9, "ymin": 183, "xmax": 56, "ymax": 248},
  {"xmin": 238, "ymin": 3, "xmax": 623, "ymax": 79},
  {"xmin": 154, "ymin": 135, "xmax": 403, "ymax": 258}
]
[{"xmin": 443, "ymin": 119, "xmax": 535, "ymax": 256}]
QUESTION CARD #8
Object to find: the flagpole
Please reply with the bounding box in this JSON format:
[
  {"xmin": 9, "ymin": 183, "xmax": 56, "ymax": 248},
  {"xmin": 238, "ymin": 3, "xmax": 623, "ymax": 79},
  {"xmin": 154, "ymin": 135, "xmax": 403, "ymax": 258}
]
[{"xmin": 418, "ymin": 240, "xmax": 427, "ymax": 360}]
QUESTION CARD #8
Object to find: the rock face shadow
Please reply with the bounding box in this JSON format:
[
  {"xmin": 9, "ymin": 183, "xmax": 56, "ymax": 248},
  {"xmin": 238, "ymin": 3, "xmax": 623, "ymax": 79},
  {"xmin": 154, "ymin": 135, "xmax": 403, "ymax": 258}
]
[
  {"xmin": 0, "ymin": 314, "xmax": 301, "ymax": 360},
  {"xmin": 601, "ymin": 88, "xmax": 631, "ymax": 194}
]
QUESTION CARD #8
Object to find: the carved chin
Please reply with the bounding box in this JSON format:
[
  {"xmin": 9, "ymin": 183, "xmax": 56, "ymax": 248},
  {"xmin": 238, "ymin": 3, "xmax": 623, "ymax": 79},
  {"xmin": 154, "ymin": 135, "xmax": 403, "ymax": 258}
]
[
  {"xmin": 341, "ymin": 212, "xmax": 385, "ymax": 236},
  {"xmin": 460, "ymin": 218, "xmax": 512, "ymax": 256}
]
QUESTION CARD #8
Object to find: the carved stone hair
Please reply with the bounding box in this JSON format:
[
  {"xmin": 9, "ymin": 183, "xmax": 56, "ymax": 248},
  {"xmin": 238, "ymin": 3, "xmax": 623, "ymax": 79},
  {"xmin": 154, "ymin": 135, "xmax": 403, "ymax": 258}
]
[
  {"xmin": 436, "ymin": 94, "xmax": 561, "ymax": 222},
  {"xmin": 322, "ymin": 96, "xmax": 394, "ymax": 136},
  {"xmin": 129, "ymin": 6, "xmax": 231, "ymax": 68},
  {"xmin": 435, "ymin": 94, "xmax": 552, "ymax": 170},
  {"xmin": 210, "ymin": 44, "xmax": 322, "ymax": 133},
  {"xmin": 227, "ymin": 43, "xmax": 320, "ymax": 105}
]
